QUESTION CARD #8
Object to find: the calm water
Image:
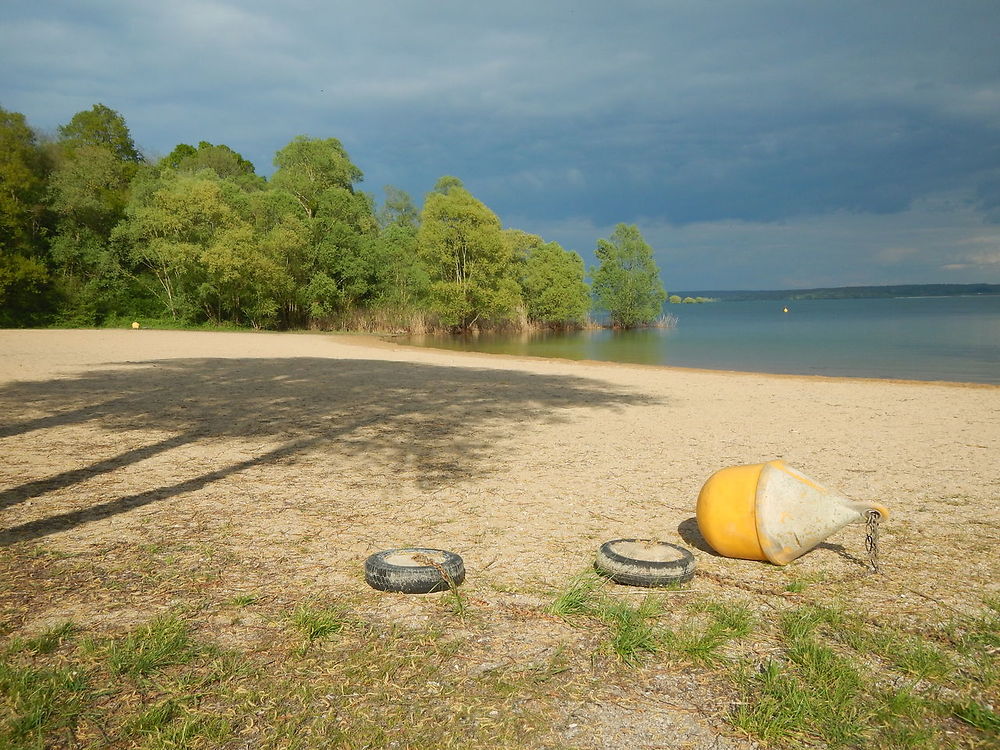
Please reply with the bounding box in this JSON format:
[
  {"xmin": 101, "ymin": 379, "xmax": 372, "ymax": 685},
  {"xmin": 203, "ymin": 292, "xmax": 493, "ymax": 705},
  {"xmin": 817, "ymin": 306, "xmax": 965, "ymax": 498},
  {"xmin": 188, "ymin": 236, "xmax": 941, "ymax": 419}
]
[{"xmin": 406, "ymin": 296, "xmax": 1000, "ymax": 384}]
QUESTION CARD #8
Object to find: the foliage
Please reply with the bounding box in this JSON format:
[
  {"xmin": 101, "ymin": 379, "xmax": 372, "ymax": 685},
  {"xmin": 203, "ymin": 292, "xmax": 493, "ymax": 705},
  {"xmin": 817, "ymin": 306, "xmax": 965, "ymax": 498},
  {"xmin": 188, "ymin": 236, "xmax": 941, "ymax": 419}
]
[
  {"xmin": 56, "ymin": 103, "xmax": 142, "ymax": 163},
  {"xmin": 0, "ymin": 107, "xmax": 51, "ymax": 256},
  {"xmin": 1, "ymin": 103, "xmax": 680, "ymax": 334},
  {"xmin": 270, "ymin": 135, "xmax": 363, "ymax": 219},
  {"xmin": 417, "ymin": 180, "xmax": 520, "ymax": 329},
  {"xmin": 590, "ymin": 223, "xmax": 667, "ymax": 328},
  {"xmin": 517, "ymin": 235, "xmax": 590, "ymax": 326}
]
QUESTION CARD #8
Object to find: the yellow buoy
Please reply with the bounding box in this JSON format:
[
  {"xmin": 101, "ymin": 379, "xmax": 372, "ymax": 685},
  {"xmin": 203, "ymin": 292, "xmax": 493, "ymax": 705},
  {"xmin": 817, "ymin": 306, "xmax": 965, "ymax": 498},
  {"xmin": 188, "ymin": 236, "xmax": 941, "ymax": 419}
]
[
  {"xmin": 696, "ymin": 460, "xmax": 888, "ymax": 565},
  {"xmin": 782, "ymin": 306, "xmax": 789, "ymax": 313}
]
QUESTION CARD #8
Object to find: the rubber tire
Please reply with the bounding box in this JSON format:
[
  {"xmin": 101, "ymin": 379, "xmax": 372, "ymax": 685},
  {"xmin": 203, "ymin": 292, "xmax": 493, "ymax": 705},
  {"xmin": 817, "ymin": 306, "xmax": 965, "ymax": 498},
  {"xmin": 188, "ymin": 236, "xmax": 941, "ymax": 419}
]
[
  {"xmin": 364, "ymin": 548, "xmax": 466, "ymax": 594},
  {"xmin": 594, "ymin": 539, "xmax": 695, "ymax": 587}
]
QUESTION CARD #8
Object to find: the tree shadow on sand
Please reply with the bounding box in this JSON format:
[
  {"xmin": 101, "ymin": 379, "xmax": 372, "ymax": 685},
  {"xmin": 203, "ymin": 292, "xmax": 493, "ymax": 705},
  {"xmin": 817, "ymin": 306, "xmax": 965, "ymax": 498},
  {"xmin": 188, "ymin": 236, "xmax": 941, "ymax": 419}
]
[{"xmin": 0, "ymin": 357, "xmax": 660, "ymax": 545}]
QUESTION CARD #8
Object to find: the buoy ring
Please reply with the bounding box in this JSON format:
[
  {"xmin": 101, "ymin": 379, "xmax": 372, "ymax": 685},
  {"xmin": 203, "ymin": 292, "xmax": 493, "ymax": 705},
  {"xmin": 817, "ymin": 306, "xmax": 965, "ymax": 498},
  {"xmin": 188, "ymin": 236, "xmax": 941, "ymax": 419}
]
[
  {"xmin": 364, "ymin": 548, "xmax": 465, "ymax": 594},
  {"xmin": 594, "ymin": 539, "xmax": 695, "ymax": 587}
]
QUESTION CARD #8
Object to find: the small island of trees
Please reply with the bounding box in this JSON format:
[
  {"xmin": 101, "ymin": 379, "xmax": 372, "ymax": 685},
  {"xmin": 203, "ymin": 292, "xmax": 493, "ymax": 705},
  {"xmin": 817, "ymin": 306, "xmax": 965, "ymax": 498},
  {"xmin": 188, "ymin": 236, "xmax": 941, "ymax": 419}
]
[{"xmin": 1, "ymin": 103, "xmax": 672, "ymax": 333}]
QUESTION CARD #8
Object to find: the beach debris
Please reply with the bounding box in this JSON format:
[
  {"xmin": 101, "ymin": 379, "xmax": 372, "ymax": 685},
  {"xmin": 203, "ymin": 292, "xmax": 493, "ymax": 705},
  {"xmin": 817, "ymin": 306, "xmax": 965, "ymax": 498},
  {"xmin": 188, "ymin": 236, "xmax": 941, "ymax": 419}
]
[
  {"xmin": 696, "ymin": 460, "xmax": 889, "ymax": 566},
  {"xmin": 594, "ymin": 539, "xmax": 695, "ymax": 586},
  {"xmin": 364, "ymin": 548, "xmax": 465, "ymax": 593}
]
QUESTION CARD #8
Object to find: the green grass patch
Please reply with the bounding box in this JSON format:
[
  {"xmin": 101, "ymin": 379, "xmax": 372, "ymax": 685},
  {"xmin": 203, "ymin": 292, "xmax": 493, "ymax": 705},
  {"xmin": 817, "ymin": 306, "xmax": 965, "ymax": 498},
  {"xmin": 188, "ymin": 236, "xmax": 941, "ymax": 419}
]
[
  {"xmin": 548, "ymin": 570, "xmax": 608, "ymax": 618},
  {"xmin": 288, "ymin": 602, "xmax": 348, "ymax": 647},
  {"xmin": 730, "ymin": 599, "xmax": 1000, "ymax": 748},
  {"xmin": 0, "ymin": 661, "xmax": 89, "ymax": 748},
  {"xmin": 106, "ymin": 616, "xmax": 198, "ymax": 676},
  {"xmin": 228, "ymin": 594, "xmax": 260, "ymax": 607},
  {"xmin": 6, "ymin": 622, "xmax": 76, "ymax": 657}
]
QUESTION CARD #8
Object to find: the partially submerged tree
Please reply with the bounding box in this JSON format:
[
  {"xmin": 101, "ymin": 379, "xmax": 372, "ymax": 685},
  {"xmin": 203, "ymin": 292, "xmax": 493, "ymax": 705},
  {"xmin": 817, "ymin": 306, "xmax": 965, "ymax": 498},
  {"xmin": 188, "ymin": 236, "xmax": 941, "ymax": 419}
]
[
  {"xmin": 417, "ymin": 179, "xmax": 520, "ymax": 329},
  {"xmin": 590, "ymin": 224, "xmax": 666, "ymax": 328},
  {"xmin": 520, "ymin": 239, "xmax": 590, "ymax": 327}
]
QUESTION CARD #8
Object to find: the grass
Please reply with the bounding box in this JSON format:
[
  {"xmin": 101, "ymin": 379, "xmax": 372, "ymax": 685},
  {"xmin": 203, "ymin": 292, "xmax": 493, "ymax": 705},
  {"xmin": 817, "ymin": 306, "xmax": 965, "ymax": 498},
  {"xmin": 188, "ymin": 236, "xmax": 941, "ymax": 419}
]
[
  {"xmin": 4, "ymin": 538, "xmax": 998, "ymax": 750},
  {"xmin": 0, "ymin": 661, "xmax": 89, "ymax": 748},
  {"xmin": 729, "ymin": 599, "xmax": 1000, "ymax": 748},
  {"xmin": 661, "ymin": 601, "xmax": 755, "ymax": 665},
  {"xmin": 288, "ymin": 602, "xmax": 348, "ymax": 651},
  {"xmin": 545, "ymin": 569, "xmax": 999, "ymax": 749},
  {"xmin": 106, "ymin": 616, "xmax": 199, "ymax": 676}
]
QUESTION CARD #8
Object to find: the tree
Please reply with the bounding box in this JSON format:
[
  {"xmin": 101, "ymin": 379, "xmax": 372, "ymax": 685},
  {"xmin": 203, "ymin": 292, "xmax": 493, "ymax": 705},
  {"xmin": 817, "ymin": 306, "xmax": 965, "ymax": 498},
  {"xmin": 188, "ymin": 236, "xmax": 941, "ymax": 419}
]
[
  {"xmin": 57, "ymin": 103, "xmax": 142, "ymax": 163},
  {"xmin": 0, "ymin": 107, "xmax": 53, "ymax": 324},
  {"xmin": 590, "ymin": 224, "xmax": 666, "ymax": 328},
  {"xmin": 377, "ymin": 185, "xmax": 419, "ymax": 230},
  {"xmin": 270, "ymin": 136, "xmax": 363, "ymax": 219},
  {"xmin": 520, "ymin": 239, "xmax": 590, "ymax": 326},
  {"xmin": 417, "ymin": 180, "xmax": 520, "ymax": 329},
  {"xmin": 161, "ymin": 141, "xmax": 263, "ymax": 189},
  {"xmin": 116, "ymin": 169, "xmax": 289, "ymax": 326},
  {"xmin": 0, "ymin": 107, "xmax": 51, "ymax": 255}
]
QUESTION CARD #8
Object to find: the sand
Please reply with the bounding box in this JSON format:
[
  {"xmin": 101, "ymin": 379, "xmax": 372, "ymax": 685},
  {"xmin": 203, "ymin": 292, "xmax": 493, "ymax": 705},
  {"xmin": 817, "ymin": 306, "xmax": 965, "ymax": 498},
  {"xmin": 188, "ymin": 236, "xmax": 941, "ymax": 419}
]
[
  {"xmin": 1, "ymin": 328, "xmax": 998, "ymax": 745},
  {"xmin": 2, "ymin": 328, "xmax": 998, "ymax": 605}
]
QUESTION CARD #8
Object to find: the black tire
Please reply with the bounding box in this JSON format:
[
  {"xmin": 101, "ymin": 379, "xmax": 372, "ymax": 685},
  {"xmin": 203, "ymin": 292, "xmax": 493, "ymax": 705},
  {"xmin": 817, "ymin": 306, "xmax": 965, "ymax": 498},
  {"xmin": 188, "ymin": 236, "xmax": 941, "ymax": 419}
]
[
  {"xmin": 364, "ymin": 548, "xmax": 466, "ymax": 594},
  {"xmin": 594, "ymin": 539, "xmax": 695, "ymax": 587}
]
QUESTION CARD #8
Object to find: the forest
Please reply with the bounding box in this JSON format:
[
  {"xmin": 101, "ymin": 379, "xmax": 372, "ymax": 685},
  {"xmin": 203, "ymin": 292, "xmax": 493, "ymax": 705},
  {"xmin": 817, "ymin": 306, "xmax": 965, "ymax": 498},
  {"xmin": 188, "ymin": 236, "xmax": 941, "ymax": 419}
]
[{"xmin": 1, "ymin": 104, "xmax": 667, "ymax": 332}]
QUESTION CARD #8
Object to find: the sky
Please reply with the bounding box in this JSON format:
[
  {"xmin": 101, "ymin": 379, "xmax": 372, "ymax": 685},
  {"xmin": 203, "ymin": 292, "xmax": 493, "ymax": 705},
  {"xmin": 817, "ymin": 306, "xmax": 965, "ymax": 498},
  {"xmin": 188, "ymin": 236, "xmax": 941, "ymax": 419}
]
[{"xmin": 2, "ymin": 0, "xmax": 999, "ymax": 290}]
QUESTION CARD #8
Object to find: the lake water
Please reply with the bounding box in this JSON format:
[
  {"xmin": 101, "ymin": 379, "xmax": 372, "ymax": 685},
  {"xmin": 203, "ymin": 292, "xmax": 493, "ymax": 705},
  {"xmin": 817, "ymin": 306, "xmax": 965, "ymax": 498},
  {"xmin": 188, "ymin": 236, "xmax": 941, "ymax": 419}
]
[{"xmin": 405, "ymin": 296, "xmax": 1000, "ymax": 384}]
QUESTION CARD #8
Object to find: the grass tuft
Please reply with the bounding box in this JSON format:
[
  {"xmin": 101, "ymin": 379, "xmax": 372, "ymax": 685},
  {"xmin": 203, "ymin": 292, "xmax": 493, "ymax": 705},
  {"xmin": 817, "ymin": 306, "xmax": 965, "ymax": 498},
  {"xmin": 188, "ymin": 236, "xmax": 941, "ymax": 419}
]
[
  {"xmin": 289, "ymin": 603, "xmax": 347, "ymax": 646},
  {"xmin": 107, "ymin": 616, "xmax": 196, "ymax": 676},
  {"xmin": 547, "ymin": 571, "xmax": 606, "ymax": 617},
  {"xmin": 16, "ymin": 622, "xmax": 77, "ymax": 656},
  {"xmin": 0, "ymin": 660, "xmax": 89, "ymax": 746}
]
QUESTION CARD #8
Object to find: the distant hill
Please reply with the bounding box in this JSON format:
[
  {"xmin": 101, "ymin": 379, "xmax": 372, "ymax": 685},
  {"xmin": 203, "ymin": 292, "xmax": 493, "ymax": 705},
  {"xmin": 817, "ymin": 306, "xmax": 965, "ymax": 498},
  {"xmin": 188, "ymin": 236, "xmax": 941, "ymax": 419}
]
[{"xmin": 672, "ymin": 283, "xmax": 1000, "ymax": 301}]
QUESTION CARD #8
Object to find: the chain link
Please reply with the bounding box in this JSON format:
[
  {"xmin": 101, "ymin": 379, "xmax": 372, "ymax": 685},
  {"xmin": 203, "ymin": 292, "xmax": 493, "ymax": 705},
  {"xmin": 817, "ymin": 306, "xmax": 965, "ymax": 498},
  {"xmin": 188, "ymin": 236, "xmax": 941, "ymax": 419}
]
[{"xmin": 864, "ymin": 510, "xmax": 882, "ymax": 574}]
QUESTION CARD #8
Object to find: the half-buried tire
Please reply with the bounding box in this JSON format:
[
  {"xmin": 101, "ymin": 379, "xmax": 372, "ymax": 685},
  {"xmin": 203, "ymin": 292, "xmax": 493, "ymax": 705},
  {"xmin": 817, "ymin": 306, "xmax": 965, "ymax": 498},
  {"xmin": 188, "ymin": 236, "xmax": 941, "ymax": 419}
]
[
  {"xmin": 595, "ymin": 539, "xmax": 695, "ymax": 587},
  {"xmin": 364, "ymin": 548, "xmax": 466, "ymax": 594}
]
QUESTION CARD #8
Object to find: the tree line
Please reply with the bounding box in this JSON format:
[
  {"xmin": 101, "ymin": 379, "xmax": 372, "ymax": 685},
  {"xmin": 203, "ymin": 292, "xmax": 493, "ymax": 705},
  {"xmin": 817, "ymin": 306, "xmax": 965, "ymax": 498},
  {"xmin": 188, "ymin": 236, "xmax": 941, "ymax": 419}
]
[{"xmin": 1, "ymin": 103, "xmax": 668, "ymax": 332}]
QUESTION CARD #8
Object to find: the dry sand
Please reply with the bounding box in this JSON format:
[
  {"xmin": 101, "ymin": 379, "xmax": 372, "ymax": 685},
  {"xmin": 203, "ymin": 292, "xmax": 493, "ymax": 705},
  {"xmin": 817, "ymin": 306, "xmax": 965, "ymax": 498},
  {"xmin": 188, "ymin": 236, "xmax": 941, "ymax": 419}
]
[{"xmin": 2, "ymin": 328, "xmax": 998, "ymax": 746}]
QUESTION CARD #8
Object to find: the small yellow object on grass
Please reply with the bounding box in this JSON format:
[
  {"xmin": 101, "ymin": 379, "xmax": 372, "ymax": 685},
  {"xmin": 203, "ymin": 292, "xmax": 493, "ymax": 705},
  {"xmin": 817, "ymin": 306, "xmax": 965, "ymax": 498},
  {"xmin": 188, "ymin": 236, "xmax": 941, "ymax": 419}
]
[{"xmin": 131, "ymin": 322, "xmax": 140, "ymax": 329}]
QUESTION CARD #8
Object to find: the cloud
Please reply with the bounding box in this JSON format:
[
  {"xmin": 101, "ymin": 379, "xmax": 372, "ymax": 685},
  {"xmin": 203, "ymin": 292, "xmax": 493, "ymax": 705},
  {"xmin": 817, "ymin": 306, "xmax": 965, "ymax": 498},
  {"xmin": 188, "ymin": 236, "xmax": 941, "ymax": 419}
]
[{"xmin": 2, "ymin": 0, "xmax": 999, "ymax": 287}]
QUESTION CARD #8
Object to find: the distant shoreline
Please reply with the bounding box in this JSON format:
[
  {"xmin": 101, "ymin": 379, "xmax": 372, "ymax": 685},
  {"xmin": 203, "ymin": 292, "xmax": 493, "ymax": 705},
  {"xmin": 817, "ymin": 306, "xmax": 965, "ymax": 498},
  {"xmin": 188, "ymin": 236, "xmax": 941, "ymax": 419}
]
[{"xmin": 673, "ymin": 282, "xmax": 1000, "ymax": 302}]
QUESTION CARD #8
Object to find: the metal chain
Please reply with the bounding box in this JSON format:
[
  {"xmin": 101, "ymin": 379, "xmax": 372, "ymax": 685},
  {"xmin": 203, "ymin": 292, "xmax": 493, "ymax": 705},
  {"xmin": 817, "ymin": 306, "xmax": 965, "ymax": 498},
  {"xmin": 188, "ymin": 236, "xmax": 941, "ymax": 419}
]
[{"xmin": 865, "ymin": 510, "xmax": 882, "ymax": 574}]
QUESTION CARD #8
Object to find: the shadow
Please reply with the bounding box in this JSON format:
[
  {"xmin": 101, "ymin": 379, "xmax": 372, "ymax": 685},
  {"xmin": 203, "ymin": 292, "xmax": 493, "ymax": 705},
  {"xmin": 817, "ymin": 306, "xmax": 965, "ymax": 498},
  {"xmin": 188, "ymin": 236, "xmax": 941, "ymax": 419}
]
[
  {"xmin": 0, "ymin": 357, "xmax": 660, "ymax": 545},
  {"xmin": 677, "ymin": 516, "xmax": 870, "ymax": 569},
  {"xmin": 815, "ymin": 541, "xmax": 869, "ymax": 569},
  {"xmin": 677, "ymin": 516, "xmax": 720, "ymax": 555}
]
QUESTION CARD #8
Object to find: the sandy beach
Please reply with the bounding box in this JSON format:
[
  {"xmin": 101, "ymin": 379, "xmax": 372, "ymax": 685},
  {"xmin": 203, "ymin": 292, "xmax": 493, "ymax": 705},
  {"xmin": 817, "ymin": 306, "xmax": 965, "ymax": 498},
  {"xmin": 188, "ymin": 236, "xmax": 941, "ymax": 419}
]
[{"xmin": 2, "ymin": 328, "xmax": 998, "ymax": 747}]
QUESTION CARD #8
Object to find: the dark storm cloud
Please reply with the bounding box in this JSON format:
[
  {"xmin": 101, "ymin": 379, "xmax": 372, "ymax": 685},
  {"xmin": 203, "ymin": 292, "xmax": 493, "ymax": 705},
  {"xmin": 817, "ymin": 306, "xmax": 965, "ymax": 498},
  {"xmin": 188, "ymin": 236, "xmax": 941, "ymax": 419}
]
[{"xmin": 2, "ymin": 0, "xmax": 998, "ymax": 286}]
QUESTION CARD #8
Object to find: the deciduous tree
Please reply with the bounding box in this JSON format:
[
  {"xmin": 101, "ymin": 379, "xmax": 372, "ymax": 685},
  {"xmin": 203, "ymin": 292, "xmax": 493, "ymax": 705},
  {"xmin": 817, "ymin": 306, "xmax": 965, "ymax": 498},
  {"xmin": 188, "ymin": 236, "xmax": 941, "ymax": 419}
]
[
  {"xmin": 417, "ymin": 180, "xmax": 520, "ymax": 329},
  {"xmin": 590, "ymin": 224, "xmax": 666, "ymax": 328}
]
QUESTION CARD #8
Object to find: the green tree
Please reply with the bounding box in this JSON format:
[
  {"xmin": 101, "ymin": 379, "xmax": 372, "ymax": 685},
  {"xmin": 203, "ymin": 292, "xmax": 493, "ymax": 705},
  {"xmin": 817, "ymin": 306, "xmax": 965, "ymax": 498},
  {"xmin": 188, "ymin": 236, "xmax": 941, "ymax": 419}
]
[
  {"xmin": 417, "ymin": 180, "xmax": 520, "ymax": 329},
  {"xmin": 0, "ymin": 107, "xmax": 51, "ymax": 255},
  {"xmin": 57, "ymin": 103, "xmax": 142, "ymax": 163},
  {"xmin": 116, "ymin": 169, "xmax": 288, "ymax": 326},
  {"xmin": 520, "ymin": 239, "xmax": 590, "ymax": 326},
  {"xmin": 377, "ymin": 185, "xmax": 419, "ymax": 230},
  {"xmin": 161, "ymin": 141, "xmax": 263, "ymax": 189},
  {"xmin": 46, "ymin": 105, "xmax": 145, "ymax": 325},
  {"xmin": 0, "ymin": 107, "xmax": 53, "ymax": 324},
  {"xmin": 267, "ymin": 136, "xmax": 378, "ymax": 322},
  {"xmin": 270, "ymin": 136, "xmax": 363, "ymax": 219},
  {"xmin": 590, "ymin": 224, "xmax": 666, "ymax": 328}
]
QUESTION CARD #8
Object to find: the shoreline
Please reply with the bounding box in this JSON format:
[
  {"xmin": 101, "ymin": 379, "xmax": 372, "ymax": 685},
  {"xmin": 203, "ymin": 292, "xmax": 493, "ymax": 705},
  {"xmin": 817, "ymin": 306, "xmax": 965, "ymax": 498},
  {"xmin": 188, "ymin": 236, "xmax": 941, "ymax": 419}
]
[
  {"xmin": 344, "ymin": 331, "xmax": 1000, "ymax": 390},
  {"xmin": 3, "ymin": 326, "xmax": 997, "ymax": 389}
]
